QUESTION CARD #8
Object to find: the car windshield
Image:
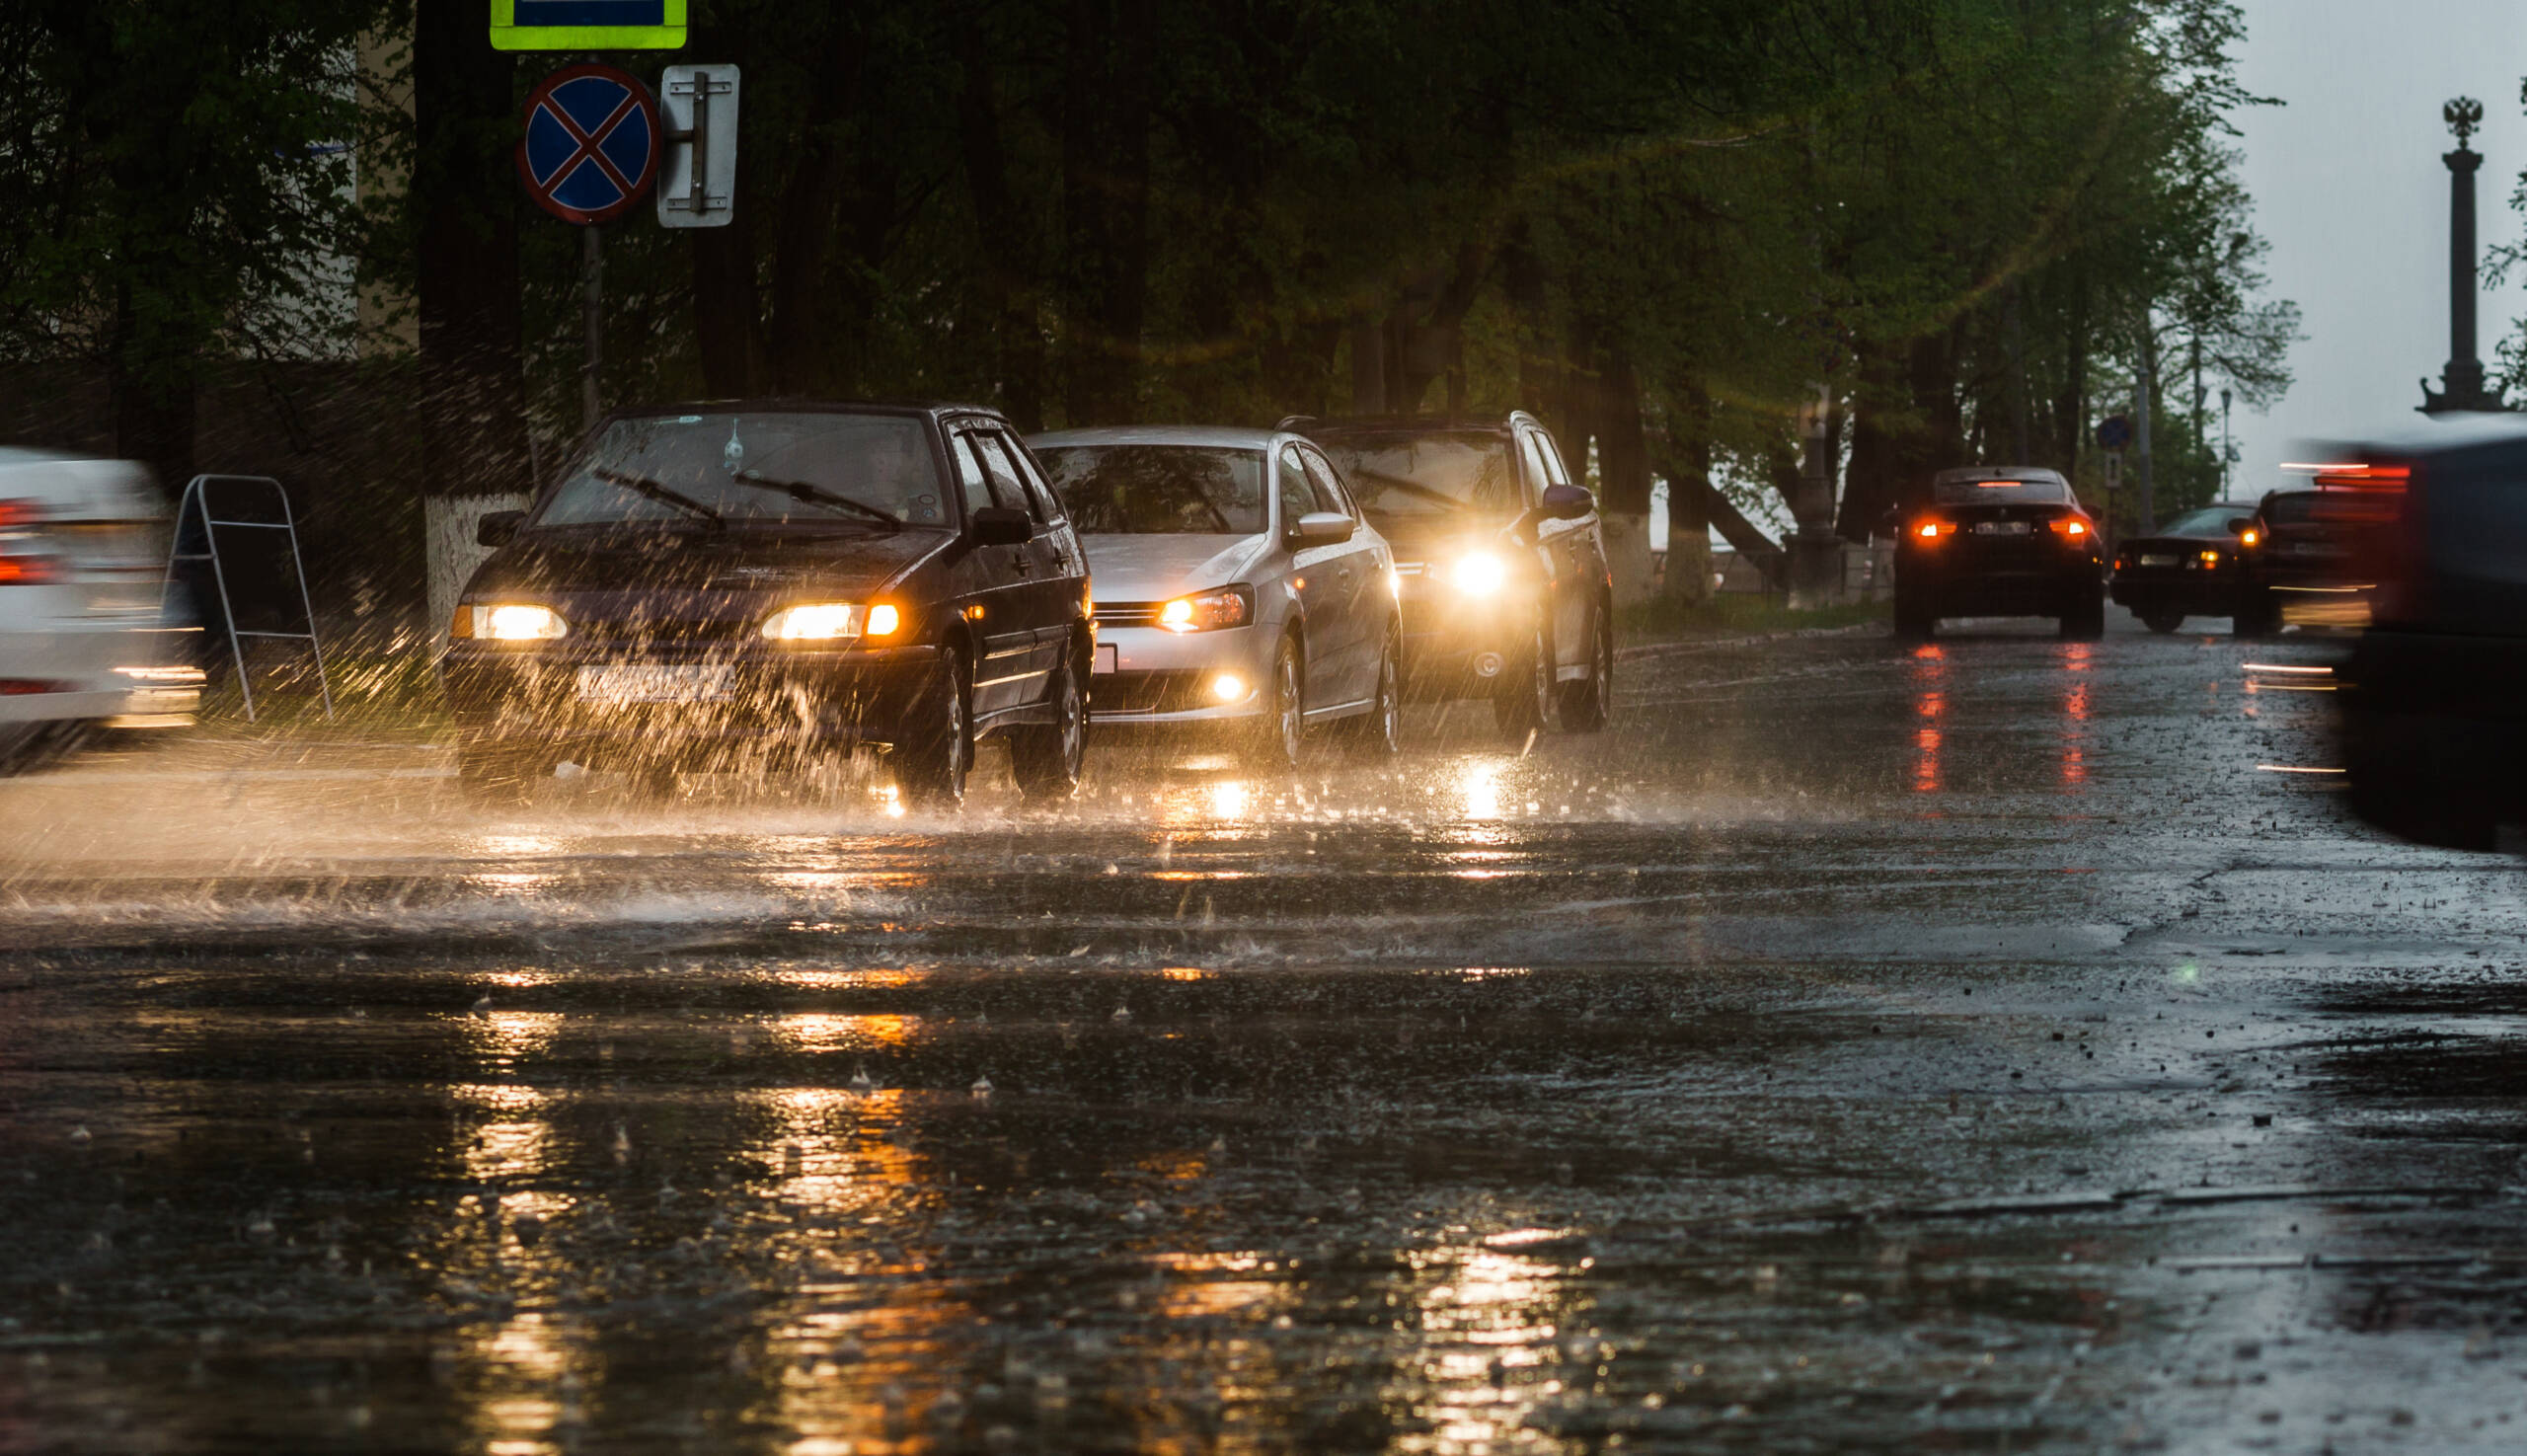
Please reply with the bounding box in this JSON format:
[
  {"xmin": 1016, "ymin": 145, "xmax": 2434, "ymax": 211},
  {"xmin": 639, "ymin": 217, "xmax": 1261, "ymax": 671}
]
[
  {"xmin": 534, "ymin": 412, "xmax": 949, "ymax": 529},
  {"xmin": 1316, "ymin": 432, "xmax": 1517, "ymax": 517},
  {"xmin": 1932, "ymin": 476, "xmax": 2071, "ymax": 504},
  {"xmin": 2161, "ymin": 507, "xmax": 2253, "ymax": 536},
  {"xmin": 1035, "ymin": 445, "xmax": 1265, "ymax": 534}
]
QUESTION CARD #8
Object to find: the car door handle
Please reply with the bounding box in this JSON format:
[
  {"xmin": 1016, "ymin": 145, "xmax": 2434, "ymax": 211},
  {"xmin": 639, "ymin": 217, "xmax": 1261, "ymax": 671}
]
[{"xmin": 1009, "ymin": 551, "xmax": 1032, "ymax": 574}]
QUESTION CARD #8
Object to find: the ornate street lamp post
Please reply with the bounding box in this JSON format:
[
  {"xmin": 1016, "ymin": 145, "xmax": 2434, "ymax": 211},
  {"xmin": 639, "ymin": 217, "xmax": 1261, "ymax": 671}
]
[{"xmin": 2421, "ymin": 98, "xmax": 2510, "ymax": 413}]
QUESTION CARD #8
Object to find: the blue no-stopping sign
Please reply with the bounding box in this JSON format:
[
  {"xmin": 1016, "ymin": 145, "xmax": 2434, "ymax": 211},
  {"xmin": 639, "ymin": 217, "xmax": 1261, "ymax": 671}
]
[{"xmin": 516, "ymin": 64, "xmax": 659, "ymax": 225}]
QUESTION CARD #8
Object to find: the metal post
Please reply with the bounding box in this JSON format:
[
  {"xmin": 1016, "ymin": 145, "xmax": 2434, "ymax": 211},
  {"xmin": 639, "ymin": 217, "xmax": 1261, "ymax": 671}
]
[
  {"xmin": 581, "ymin": 223, "xmax": 604, "ymax": 431},
  {"xmin": 2133, "ymin": 319, "xmax": 2157, "ymax": 532},
  {"xmin": 2220, "ymin": 388, "xmax": 2233, "ymax": 498}
]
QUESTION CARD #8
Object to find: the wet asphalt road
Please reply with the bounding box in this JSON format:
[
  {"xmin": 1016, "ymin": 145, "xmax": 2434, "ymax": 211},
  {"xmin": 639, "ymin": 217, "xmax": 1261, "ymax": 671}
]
[{"xmin": 6, "ymin": 608, "xmax": 2527, "ymax": 1454}]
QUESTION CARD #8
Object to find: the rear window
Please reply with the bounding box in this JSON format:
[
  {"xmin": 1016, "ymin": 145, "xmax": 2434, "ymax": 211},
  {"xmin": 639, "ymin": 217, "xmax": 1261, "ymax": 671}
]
[
  {"xmin": 1933, "ymin": 477, "xmax": 2071, "ymax": 505},
  {"xmin": 1036, "ymin": 445, "xmax": 1266, "ymax": 535},
  {"xmin": 2160, "ymin": 507, "xmax": 2253, "ymax": 537}
]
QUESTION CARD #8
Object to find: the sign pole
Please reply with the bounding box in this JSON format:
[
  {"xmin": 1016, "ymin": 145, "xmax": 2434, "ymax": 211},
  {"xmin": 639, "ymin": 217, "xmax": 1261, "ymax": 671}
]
[{"xmin": 581, "ymin": 223, "xmax": 604, "ymax": 431}]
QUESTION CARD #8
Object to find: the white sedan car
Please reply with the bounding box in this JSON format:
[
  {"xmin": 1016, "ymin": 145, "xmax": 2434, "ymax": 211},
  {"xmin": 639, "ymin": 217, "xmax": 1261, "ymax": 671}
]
[{"xmin": 0, "ymin": 450, "xmax": 199, "ymax": 771}]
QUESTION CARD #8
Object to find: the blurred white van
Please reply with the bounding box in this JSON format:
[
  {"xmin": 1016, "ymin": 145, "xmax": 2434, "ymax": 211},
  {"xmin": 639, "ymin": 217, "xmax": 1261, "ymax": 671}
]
[{"xmin": 0, "ymin": 450, "xmax": 200, "ymax": 771}]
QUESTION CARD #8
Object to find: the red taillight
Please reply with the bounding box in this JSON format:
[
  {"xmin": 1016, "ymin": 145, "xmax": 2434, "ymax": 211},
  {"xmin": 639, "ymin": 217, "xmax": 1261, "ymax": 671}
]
[
  {"xmin": 2047, "ymin": 517, "xmax": 2091, "ymax": 539},
  {"xmin": 0, "ymin": 498, "xmax": 57, "ymax": 584},
  {"xmin": 1915, "ymin": 519, "xmax": 1952, "ymax": 540}
]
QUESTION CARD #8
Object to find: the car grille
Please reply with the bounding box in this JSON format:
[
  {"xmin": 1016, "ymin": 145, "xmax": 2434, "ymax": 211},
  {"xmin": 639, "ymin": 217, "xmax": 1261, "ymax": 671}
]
[
  {"xmin": 569, "ymin": 617, "xmax": 757, "ymax": 645},
  {"xmin": 1091, "ymin": 669, "xmax": 1215, "ymax": 715}
]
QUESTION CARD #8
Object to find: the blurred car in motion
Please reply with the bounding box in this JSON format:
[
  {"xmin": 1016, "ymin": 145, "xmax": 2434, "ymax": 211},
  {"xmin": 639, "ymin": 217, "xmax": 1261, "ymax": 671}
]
[
  {"xmin": 1892, "ymin": 467, "xmax": 2105, "ymax": 640},
  {"xmin": 2243, "ymin": 477, "xmax": 2403, "ymax": 632},
  {"xmin": 0, "ymin": 449, "xmax": 198, "ymax": 773},
  {"xmin": 2326, "ymin": 421, "xmax": 2527, "ymax": 848},
  {"xmin": 440, "ymin": 403, "xmax": 1091, "ymax": 805},
  {"xmin": 2108, "ymin": 500, "xmax": 2269, "ymax": 635},
  {"xmin": 1295, "ymin": 413, "xmax": 1611, "ymax": 738},
  {"xmin": 1030, "ymin": 426, "xmax": 1400, "ymax": 769}
]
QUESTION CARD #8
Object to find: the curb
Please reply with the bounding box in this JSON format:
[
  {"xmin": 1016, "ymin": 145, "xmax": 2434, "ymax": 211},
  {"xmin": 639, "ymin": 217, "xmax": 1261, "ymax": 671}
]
[{"xmin": 1613, "ymin": 620, "xmax": 1885, "ymax": 663}]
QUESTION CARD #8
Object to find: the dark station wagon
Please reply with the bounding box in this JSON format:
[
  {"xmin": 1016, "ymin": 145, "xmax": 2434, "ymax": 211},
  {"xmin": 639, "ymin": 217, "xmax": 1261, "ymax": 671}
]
[{"xmin": 440, "ymin": 402, "xmax": 1093, "ymax": 805}]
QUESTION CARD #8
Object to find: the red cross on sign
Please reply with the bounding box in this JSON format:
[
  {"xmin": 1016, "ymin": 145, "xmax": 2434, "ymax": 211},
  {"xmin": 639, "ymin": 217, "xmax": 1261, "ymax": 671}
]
[{"xmin": 516, "ymin": 64, "xmax": 660, "ymax": 225}]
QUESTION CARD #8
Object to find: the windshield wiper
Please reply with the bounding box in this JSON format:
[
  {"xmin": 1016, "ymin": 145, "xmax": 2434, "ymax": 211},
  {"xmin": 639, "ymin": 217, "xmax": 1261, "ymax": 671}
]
[
  {"xmin": 591, "ymin": 468, "xmax": 726, "ymax": 530},
  {"xmin": 1351, "ymin": 466, "xmax": 1478, "ymax": 510},
  {"xmin": 732, "ymin": 471, "xmax": 903, "ymax": 530}
]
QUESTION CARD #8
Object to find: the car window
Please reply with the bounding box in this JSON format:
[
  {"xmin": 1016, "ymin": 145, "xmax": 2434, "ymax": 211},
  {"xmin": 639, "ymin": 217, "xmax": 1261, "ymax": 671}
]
[
  {"xmin": 1036, "ymin": 445, "xmax": 1266, "ymax": 535},
  {"xmin": 1297, "ymin": 450, "xmax": 1349, "ymax": 516},
  {"xmin": 950, "ymin": 433, "xmax": 996, "ymax": 520},
  {"xmin": 1517, "ymin": 431, "xmax": 1554, "ymax": 505},
  {"xmin": 2161, "ymin": 507, "xmax": 2253, "ymax": 537},
  {"xmin": 1277, "ymin": 446, "xmax": 1318, "ymax": 534},
  {"xmin": 963, "ymin": 431, "xmax": 1031, "ymax": 513},
  {"xmin": 993, "ymin": 431, "xmax": 1063, "ymax": 522},
  {"xmin": 1931, "ymin": 476, "xmax": 2070, "ymax": 505},
  {"xmin": 534, "ymin": 411, "xmax": 949, "ymax": 528}
]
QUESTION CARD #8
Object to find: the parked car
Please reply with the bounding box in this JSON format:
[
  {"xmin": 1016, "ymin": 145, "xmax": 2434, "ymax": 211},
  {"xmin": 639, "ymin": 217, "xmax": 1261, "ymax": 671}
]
[
  {"xmin": 1029, "ymin": 425, "xmax": 1400, "ymax": 768},
  {"xmin": 2108, "ymin": 501, "xmax": 2268, "ymax": 635},
  {"xmin": 1294, "ymin": 412, "xmax": 1612, "ymax": 737},
  {"xmin": 1891, "ymin": 467, "xmax": 2105, "ymax": 640},
  {"xmin": 2325, "ymin": 421, "xmax": 2527, "ymax": 848},
  {"xmin": 440, "ymin": 403, "xmax": 1092, "ymax": 805},
  {"xmin": 0, "ymin": 449, "xmax": 197, "ymax": 773}
]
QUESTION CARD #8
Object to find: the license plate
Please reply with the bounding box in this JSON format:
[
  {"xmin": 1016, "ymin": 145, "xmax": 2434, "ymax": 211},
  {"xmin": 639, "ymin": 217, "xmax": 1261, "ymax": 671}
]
[
  {"xmin": 1093, "ymin": 644, "xmax": 1119, "ymax": 675},
  {"xmin": 1972, "ymin": 520, "xmax": 2032, "ymax": 536},
  {"xmin": 575, "ymin": 664, "xmax": 735, "ymax": 704},
  {"xmin": 2138, "ymin": 554, "xmax": 2177, "ymax": 568}
]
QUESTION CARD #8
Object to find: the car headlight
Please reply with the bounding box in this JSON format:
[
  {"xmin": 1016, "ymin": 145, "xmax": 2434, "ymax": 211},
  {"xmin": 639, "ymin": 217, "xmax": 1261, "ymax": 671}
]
[
  {"xmin": 1447, "ymin": 551, "xmax": 1509, "ymax": 594},
  {"xmin": 456, "ymin": 603, "xmax": 569, "ymax": 641},
  {"xmin": 1157, "ymin": 586, "xmax": 1253, "ymax": 633},
  {"xmin": 761, "ymin": 602, "xmax": 891, "ymax": 642}
]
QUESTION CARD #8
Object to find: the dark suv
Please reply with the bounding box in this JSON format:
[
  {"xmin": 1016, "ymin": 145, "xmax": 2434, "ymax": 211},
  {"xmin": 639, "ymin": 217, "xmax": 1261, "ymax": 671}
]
[
  {"xmin": 1296, "ymin": 413, "xmax": 1612, "ymax": 737},
  {"xmin": 440, "ymin": 402, "xmax": 1093, "ymax": 805}
]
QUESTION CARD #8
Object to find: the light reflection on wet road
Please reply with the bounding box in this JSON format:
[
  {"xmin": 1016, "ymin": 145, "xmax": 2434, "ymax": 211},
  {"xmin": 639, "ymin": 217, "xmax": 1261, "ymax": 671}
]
[{"xmin": 6, "ymin": 611, "xmax": 2527, "ymax": 1453}]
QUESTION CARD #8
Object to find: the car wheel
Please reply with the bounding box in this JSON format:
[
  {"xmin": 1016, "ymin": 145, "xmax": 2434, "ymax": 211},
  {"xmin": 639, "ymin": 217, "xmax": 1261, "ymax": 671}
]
[
  {"xmin": 1556, "ymin": 596, "xmax": 1613, "ymax": 732},
  {"xmin": 1341, "ymin": 623, "xmax": 1404, "ymax": 759},
  {"xmin": 1010, "ymin": 646, "xmax": 1087, "ymax": 801},
  {"xmin": 457, "ymin": 741, "xmax": 548, "ymax": 803},
  {"xmin": 896, "ymin": 643, "xmax": 971, "ymax": 805},
  {"xmin": 2059, "ymin": 586, "xmax": 2106, "ymax": 642},
  {"xmin": 1248, "ymin": 635, "xmax": 1305, "ymax": 771},
  {"xmin": 2139, "ymin": 609, "xmax": 2185, "ymax": 634},
  {"xmin": 1493, "ymin": 613, "xmax": 1552, "ymax": 739}
]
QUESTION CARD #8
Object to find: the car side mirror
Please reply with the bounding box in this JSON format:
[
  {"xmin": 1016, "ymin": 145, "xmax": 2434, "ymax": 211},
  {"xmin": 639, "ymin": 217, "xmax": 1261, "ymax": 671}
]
[
  {"xmin": 1541, "ymin": 483, "xmax": 1594, "ymax": 521},
  {"xmin": 2226, "ymin": 518, "xmax": 2250, "ymax": 536},
  {"xmin": 1290, "ymin": 510, "xmax": 1354, "ymax": 545},
  {"xmin": 971, "ymin": 505, "xmax": 1034, "ymax": 547},
  {"xmin": 476, "ymin": 509, "xmax": 524, "ymax": 548}
]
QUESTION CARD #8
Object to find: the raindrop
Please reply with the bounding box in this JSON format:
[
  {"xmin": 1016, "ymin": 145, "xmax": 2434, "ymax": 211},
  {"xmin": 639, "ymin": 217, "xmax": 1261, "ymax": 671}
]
[
  {"xmin": 612, "ymin": 1124, "xmax": 632, "ymax": 1165},
  {"xmin": 1110, "ymin": 1004, "xmax": 1132, "ymax": 1024},
  {"xmin": 970, "ymin": 1075, "xmax": 994, "ymax": 1097},
  {"xmin": 66, "ymin": 1126, "xmax": 92, "ymax": 1148},
  {"xmin": 470, "ymin": 993, "xmax": 494, "ymax": 1019},
  {"xmin": 850, "ymin": 1065, "xmax": 877, "ymax": 1093}
]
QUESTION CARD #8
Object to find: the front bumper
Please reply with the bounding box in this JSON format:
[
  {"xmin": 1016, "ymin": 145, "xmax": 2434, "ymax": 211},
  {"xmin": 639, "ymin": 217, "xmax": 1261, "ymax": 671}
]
[
  {"xmin": 1395, "ymin": 568, "xmax": 1534, "ymax": 698},
  {"xmin": 2109, "ymin": 568, "xmax": 2245, "ymax": 617},
  {"xmin": 439, "ymin": 640, "xmax": 938, "ymax": 761},
  {"xmin": 1088, "ymin": 624, "xmax": 1268, "ymax": 725}
]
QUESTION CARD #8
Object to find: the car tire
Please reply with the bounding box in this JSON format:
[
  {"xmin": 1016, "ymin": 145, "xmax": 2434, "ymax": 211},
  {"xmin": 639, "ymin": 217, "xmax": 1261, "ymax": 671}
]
[
  {"xmin": 1248, "ymin": 634, "xmax": 1305, "ymax": 771},
  {"xmin": 895, "ymin": 643, "xmax": 971, "ymax": 805},
  {"xmin": 1892, "ymin": 585, "xmax": 1937, "ymax": 641},
  {"xmin": 1340, "ymin": 622, "xmax": 1404, "ymax": 759},
  {"xmin": 457, "ymin": 741, "xmax": 548, "ymax": 803},
  {"xmin": 2140, "ymin": 609, "xmax": 2185, "ymax": 634},
  {"xmin": 2059, "ymin": 587, "xmax": 2106, "ymax": 642},
  {"xmin": 1556, "ymin": 596, "xmax": 1613, "ymax": 732},
  {"xmin": 1009, "ymin": 646, "xmax": 1087, "ymax": 801},
  {"xmin": 2234, "ymin": 589, "xmax": 2280, "ymax": 639},
  {"xmin": 1493, "ymin": 613, "xmax": 1552, "ymax": 740},
  {"xmin": 2347, "ymin": 758, "xmax": 2495, "ymax": 851}
]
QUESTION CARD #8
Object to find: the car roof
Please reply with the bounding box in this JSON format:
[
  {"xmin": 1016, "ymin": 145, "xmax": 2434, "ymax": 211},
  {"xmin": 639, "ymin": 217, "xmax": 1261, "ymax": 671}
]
[
  {"xmin": 1933, "ymin": 465, "xmax": 2069, "ymax": 485},
  {"xmin": 606, "ymin": 398, "xmax": 999, "ymax": 421},
  {"xmin": 1028, "ymin": 425, "xmax": 1287, "ymax": 450}
]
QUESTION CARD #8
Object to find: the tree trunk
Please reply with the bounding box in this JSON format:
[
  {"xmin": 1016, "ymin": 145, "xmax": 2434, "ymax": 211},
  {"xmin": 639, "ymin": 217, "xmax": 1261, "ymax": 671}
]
[
  {"xmin": 1596, "ymin": 350, "xmax": 1655, "ymax": 607},
  {"xmin": 413, "ymin": 0, "xmax": 529, "ymax": 640},
  {"xmin": 1058, "ymin": 0, "xmax": 1153, "ymax": 425},
  {"xmin": 1658, "ymin": 385, "xmax": 1716, "ymax": 604}
]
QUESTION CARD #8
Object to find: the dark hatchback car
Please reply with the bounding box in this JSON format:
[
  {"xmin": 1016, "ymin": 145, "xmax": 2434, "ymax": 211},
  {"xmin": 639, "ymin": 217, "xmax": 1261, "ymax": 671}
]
[
  {"xmin": 2244, "ymin": 481, "xmax": 2402, "ymax": 633},
  {"xmin": 440, "ymin": 403, "xmax": 1093, "ymax": 805},
  {"xmin": 2324, "ymin": 423, "xmax": 2527, "ymax": 848},
  {"xmin": 1892, "ymin": 467, "xmax": 2105, "ymax": 640},
  {"xmin": 2108, "ymin": 501, "xmax": 2268, "ymax": 635},
  {"xmin": 1295, "ymin": 412, "xmax": 1612, "ymax": 737}
]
